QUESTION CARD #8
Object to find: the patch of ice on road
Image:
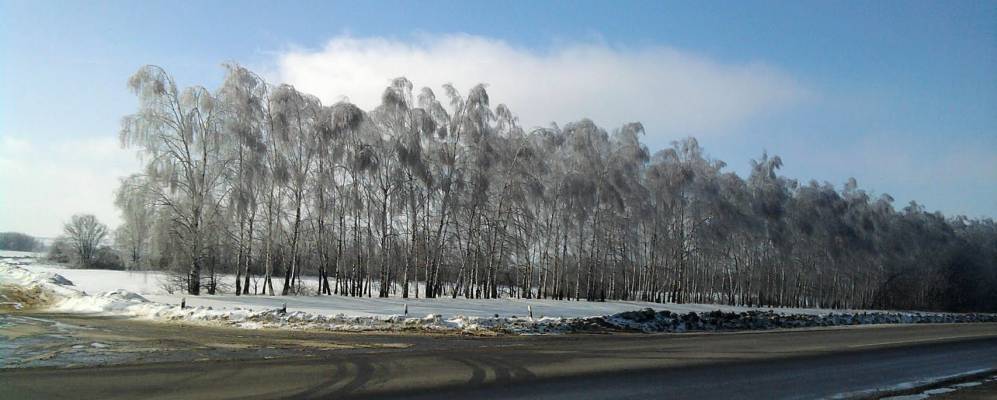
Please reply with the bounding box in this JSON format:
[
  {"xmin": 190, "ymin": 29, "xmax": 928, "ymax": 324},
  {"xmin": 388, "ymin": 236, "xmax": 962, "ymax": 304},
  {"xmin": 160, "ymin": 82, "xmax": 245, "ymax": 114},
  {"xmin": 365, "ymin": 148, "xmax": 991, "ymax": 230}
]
[
  {"xmin": 881, "ymin": 395, "xmax": 928, "ymax": 400},
  {"xmin": 838, "ymin": 368, "xmax": 993, "ymax": 400}
]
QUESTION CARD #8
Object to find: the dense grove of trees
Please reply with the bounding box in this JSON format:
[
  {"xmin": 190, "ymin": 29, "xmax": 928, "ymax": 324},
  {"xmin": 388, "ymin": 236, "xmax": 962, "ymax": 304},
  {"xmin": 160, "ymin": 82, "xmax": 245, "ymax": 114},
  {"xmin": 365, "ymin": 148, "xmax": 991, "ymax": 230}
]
[
  {"xmin": 114, "ymin": 65, "xmax": 997, "ymax": 312},
  {"xmin": 0, "ymin": 232, "xmax": 42, "ymax": 252}
]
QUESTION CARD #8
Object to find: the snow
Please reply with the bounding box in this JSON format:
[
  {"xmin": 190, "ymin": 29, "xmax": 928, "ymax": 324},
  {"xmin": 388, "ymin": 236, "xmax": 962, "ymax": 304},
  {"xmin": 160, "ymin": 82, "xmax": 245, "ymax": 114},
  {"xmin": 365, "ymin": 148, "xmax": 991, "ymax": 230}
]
[
  {"xmin": 0, "ymin": 261, "xmax": 574, "ymax": 333},
  {"xmin": 838, "ymin": 369, "xmax": 993, "ymax": 400},
  {"xmin": 3, "ymin": 257, "xmax": 993, "ymax": 335},
  {"xmin": 28, "ymin": 265, "xmax": 168, "ymax": 295},
  {"xmin": 0, "ymin": 250, "xmax": 42, "ymax": 267},
  {"xmin": 7, "ymin": 259, "xmax": 881, "ymax": 318}
]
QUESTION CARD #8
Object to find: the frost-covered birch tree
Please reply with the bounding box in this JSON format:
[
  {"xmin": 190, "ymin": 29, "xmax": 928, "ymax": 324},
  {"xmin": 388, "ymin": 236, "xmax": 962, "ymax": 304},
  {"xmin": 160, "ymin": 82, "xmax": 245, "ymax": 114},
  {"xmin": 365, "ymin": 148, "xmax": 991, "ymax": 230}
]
[
  {"xmin": 113, "ymin": 65, "xmax": 997, "ymax": 312},
  {"xmin": 120, "ymin": 65, "xmax": 229, "ymax": 294}
]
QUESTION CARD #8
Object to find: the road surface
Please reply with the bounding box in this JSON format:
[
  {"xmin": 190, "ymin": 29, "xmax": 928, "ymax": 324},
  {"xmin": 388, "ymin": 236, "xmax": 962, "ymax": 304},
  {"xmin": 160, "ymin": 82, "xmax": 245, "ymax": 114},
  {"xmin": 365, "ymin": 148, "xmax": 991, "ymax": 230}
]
[{"xmin": 1, "ymin": 314, "xmax": 994, "ymax": 399}]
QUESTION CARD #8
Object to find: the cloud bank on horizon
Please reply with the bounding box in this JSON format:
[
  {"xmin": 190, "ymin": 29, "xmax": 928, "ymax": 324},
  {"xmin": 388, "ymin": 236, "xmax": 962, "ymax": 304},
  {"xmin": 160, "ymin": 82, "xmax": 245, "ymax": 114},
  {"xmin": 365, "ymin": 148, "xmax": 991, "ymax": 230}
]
[{"xmin": 277, "ymin": 34, "xmax": 807, "ymax": 140}]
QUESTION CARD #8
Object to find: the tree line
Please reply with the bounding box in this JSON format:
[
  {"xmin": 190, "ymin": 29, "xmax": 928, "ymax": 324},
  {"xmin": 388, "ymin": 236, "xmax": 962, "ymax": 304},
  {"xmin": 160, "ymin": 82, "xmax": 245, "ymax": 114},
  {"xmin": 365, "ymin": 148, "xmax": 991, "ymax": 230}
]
[
  {"xmin": 114, "ymin": 64, "xmax": 997, "ymax": 312},
  {"xmin": 0, "ymin": 232, "xmax": 43, "ymax": 252}
]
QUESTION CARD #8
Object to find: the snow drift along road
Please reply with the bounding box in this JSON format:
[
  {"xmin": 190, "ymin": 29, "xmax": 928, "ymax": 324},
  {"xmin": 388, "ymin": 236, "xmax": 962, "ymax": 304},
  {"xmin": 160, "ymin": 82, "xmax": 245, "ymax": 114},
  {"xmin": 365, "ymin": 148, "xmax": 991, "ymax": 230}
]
[
  {"xmin": 3, "ymin": 261, "xmax": 995, "ymax": 335},
  {"xmin": 0, "ymin": 262, "xmax": 576, "ymax": 333}
]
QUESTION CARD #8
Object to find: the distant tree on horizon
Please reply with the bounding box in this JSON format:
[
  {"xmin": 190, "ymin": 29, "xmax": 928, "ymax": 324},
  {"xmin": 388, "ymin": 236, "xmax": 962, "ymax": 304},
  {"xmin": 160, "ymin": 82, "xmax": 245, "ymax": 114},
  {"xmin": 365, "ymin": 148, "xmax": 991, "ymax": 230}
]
[{"xmin": 0, "ymin": 232, "xmax": 42, "ymax": 252}]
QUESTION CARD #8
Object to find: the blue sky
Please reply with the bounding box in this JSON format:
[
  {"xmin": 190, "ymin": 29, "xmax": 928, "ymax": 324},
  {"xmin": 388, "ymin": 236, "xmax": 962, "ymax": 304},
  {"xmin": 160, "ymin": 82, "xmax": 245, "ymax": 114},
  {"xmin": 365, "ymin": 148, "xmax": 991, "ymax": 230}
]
[{"xmin": 1, "ymin": 0, "xmax": 995, "ymax": 237}]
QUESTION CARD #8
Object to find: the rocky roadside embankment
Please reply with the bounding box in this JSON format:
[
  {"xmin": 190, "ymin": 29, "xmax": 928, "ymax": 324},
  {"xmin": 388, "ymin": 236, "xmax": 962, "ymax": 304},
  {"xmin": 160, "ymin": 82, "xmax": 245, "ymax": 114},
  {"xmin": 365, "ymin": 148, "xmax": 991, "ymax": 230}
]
[{"xmin": 574, "ymin": 308, "xmax": 997, "ymax": 333}]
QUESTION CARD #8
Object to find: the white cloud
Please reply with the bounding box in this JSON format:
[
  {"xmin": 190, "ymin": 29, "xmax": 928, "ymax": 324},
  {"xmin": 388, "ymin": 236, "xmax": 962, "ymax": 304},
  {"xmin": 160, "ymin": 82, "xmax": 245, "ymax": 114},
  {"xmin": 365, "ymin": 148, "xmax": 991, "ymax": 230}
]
[
  {"xmin": 0, "ymin": 134, "xmax": 142, "ymax": 238},
  {"xmin": 278, "ymin": 34, "xmax": 806, "ymax": 141}
]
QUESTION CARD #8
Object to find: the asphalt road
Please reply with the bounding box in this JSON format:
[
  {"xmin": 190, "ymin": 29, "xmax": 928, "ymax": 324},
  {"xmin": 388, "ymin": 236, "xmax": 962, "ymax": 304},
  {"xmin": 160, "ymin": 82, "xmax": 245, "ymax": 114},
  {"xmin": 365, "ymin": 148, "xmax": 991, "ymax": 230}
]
[{"xmin": 1, "ymin": 315, "xmax": 995, "ymax": 400}]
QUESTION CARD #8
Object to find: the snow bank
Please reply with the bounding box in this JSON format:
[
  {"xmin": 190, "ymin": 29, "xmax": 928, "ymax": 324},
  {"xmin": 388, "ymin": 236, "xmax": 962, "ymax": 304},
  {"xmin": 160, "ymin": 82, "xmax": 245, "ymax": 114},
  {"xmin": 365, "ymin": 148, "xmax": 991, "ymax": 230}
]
[
  {"xmin": 21, "ymin": 261, "xmax": 911, "ymax": 319},
  {"xmin": 3, "ymin": 261, "xmax": 995, "ymax": 335},
  {"xmin": 0, "ymin": 262, "xmax": 568, "ymax": 333},
  {"xmin": 0, "ymin": 261, "xmax": 80, "ymax": 308},
  {"xmin": 0, "ymin": 250, "xmax": 41, "ymax": 267}
]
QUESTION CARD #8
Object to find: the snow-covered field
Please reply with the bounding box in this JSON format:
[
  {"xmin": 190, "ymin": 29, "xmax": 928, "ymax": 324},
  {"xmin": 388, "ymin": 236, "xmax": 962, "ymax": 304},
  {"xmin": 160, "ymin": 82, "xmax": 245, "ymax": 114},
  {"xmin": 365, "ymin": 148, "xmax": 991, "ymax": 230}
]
[
  {"xmin": 0, "ymin": 251, "xmax": 870, "ymax": 318},
  {"xmin": 3, "ymin": 250, "xmax": 994, "ymax": 334}
]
